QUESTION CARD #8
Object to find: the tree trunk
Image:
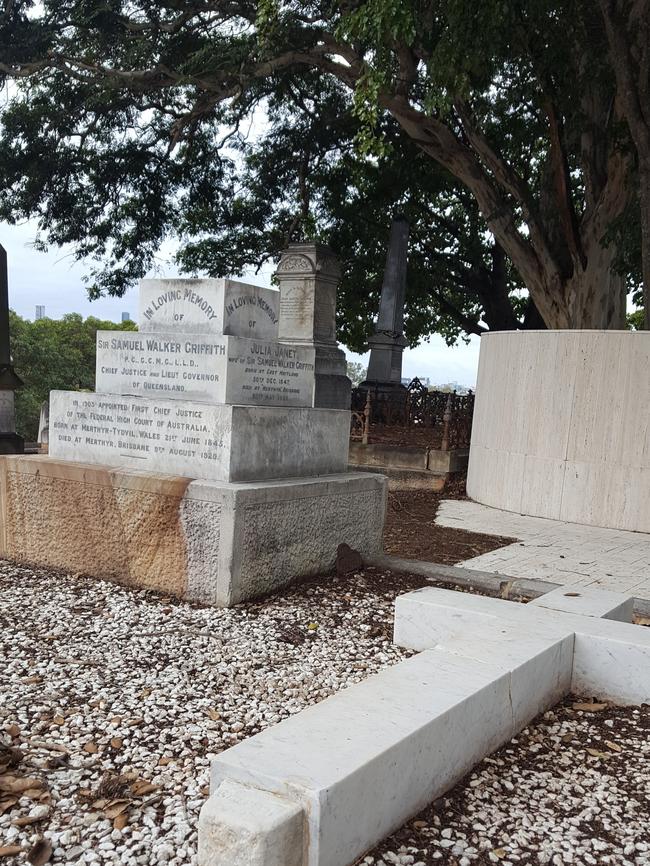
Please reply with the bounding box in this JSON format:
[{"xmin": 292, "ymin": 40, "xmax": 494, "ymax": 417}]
[
  {"xmin": 541, "ymin": 234, "xmax": 627, "ymax": 329},
  {"xmin": 640, "ymin": 164, "xmax": 650, "ymax": 328},
  {"xmin": 597, "ymin": 0, "xmax": 650, "ymax": 326}
]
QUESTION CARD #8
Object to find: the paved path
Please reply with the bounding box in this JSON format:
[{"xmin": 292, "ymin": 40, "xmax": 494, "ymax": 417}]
[{"xmin": 437, "ymin": 500, "xmax": 650, "ymax": 600}]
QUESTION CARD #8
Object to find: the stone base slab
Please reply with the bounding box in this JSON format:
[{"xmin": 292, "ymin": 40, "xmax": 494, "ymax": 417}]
[
  {"xmin": 0, "ymin": 457, "xmax": 387, "ymax": 606},
  {"xmin": 48, "ymin": 390, "xmax": 350, "ymax": 483},
  {"xmin": 348, "ymin": 463, "xmax": 447, "ymax": 492},
  {"xmin": 349, "ymin": 441, "xmax": 469, "ymax": 475}
]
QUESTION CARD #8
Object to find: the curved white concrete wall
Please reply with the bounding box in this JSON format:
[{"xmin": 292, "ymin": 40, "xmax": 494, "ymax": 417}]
[{"xmin": 467, "ymin": 330, "xmax": 650, "ymax": 533}]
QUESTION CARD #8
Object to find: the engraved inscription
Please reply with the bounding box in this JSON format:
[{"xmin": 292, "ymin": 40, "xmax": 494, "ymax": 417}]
[
  {"xmin": 51, "ymin": 395, "xmax": 225, "ymax": 464},
  {"xmin": 96, "ymin": 332, "xmax": 315, "ymax": 408}
]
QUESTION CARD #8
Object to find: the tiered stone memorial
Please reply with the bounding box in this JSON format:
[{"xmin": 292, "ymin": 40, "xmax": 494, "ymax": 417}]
[{"xmin": 0, "ymin": 271, "xmax": 386, "ymax": 606}]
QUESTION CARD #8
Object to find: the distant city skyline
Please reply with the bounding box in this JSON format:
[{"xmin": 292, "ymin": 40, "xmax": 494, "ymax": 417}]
[{"xmin": 2, "ymin": 220, "xmax": 480, "ymax": 388}]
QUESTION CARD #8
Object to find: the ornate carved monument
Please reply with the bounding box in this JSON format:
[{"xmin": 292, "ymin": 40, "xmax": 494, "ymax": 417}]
[{"xmin": 275, "ymin": 243, "xmax": 351, "ymax": 410}]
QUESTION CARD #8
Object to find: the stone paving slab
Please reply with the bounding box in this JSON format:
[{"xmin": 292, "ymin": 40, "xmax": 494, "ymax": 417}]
[{"xmin": 436, "ymin": 500, "xmax": 650, "ymax": 600}]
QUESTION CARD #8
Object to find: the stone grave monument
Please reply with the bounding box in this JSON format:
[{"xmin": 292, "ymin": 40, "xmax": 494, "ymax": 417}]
[
  {"xmin": 0, "ymin": 268, "xmax": 386, "ymax": 606},
  {"xmin": 275, "ymin": 243, "xmax": 351, "ymax": 410},
  {"xmin": 360, "ymin": 216, "xmax": 409, "ymax": 396}
]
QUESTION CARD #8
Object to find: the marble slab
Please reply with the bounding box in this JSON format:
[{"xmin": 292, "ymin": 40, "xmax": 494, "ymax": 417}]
[
  {"xmin": 95, "ymin": 332, "xmax": 315, "ymax": 408},
  {"xmin": 209, "ymin": 650, "xmax": 513, "ymax": 866},
  {"xmin": 48, "ymin": 391, "xmax": 349, "ymax": 482},
  {"xmin": 531, "ymin": 584, "xmax": 634, "ymax": 622},
  {"xmin": 139, "ymin": 278, "xmax": 279, "ymax": 340}
]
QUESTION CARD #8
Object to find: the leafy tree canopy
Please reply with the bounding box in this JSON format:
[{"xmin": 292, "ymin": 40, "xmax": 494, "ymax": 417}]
[
  {"xmin": 0, "ymin": 0, "xmax": 646, "ymax": 341},
  {"xmin": 9, "ymin": 311, "xmax": 137, "ymax": 440}
]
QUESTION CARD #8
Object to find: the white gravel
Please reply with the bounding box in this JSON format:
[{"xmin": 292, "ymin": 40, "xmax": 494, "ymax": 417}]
[
  {"xmin": 357, "ymin": 699, "xmax": 650, "ymax": 866},
  {"xmin": 0, "ymin": 560, "xmax": 422, "ymax": 865},
  {"xmin": 3, "ymin": 560, "xmax": 648, "ymax": 866}
]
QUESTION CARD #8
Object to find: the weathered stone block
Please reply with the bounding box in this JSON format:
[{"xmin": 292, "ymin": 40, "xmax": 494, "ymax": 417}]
[
  {"xmin": 95, "ymin": 331, "xmax": 315, "ymax": 408},
  {"xmin": 198, "ymin": 780, "xmax": 303, "ymax": 866},
  {"xmin": 0, "ymin": 457, "xmax": 387, "ymax": 606},
  {"xmin": 139, "ymin": 278, "xmax": 279, "ymax": 340},
  {"xmin": 48, "ymin": 391, "xmax": 349, "ymax": 483}
]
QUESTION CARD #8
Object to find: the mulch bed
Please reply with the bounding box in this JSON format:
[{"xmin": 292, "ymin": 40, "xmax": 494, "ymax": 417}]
[{"xmin": 383, "ymin": 477, "xmax": 516, "ymax": 565}]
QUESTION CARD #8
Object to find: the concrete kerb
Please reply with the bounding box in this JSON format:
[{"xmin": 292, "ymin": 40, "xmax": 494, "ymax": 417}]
[
  {"xmin": 368, "ymin": 553, "xmax": 650, "ymax": 619},
  {"xmin": 198, "ymin": 585, "xmax": 650, "ymax": 866}
]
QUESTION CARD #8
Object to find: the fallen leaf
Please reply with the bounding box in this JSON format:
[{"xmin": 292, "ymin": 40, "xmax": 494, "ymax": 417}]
[
  {"xmin": 82, "ymin": 741, "xmax": 98, "ymax": 754},
  {"xmin": 104, "ymin": 799, "xmax": 130, "ymax": 819},
  {"xmin": 0, "ymin": 846, "xmax": 24, "ymax": 858},
  {"xmin": 0, "ymin": 776, "xmax": 43, "ymax": 794},
  {"xmin": 572, "ymin": 702, "xmax": 608, "ymax": 712},
  {"xmin": 158, "ymin": 757, "xmax": 172, "ymax": 766},
  {"xmin": 307, "ymin": 622, "xmax": 318, "ymax": 630},
  {"xmin": 412, "ymin": 820, "xmax": 428, "ymax": 829},
  {"xmin": 46, "ymin": 755, "xmax": 68, "ymax": 770},
  {"xmin": 0, "ymin": 796, "xmax": 18, "ymax": 816},
  {"xmin": 27, "ymin": 837, "xmax": 52, "ymax": 865},
  {"xmin": 131, "ymin": 780, "xmax": 158, "ymax": 796},
  {"xmin": 110, "ymin": 738, "xmax": 123, "ymax": 750},
  {"xmin": 113, "ymin": 813, "xmax": 129, "ymax": 831},
  {"xmin": 586, "ymin": 748, "xmax": 609, "ymax": 759},
  {"xmin": 206, "ymin": 710, "xmax": 221, "ymax": 721},
  {"xmin": 127, "ymin": 718, "xmax": 144, "ymax": 727},
  {"xmin": 24, "ymin": 788, "xmax": 45, "ymax": 800},
  {"xmin": 0, "ymin": 746, "xmax": 23, "ymax": 772},
  {"xmin": 200, "ymin": 785, "xmax": 210, "ymax": 797},
  {"xmin": 5, "ymin": 725, "xmax": 19, "ymax": 738},
  {"xmin": 21, "ymin": 676, "xmax": 42, "ymax": 685},
  {"xmin": 110, "ymin": 717, "xmax": 122, "ymax": 725},
  {"xmin": 52, "ymin": 716, "xmax": 64, "ymax": 726},
  {"xmin": 91, "ymin": 799, "xmax": 108, "ymax": 810},
  {"xmin": 492, "ymin": 849, "xmax": 507, "ymax": 860},
  {"xmin": 605, "ymin": 740, "xmax": 622, "ymax": 753},
  {"xmin": 13, "ymin": 815, "xmax": 45, "ymax": 827}
]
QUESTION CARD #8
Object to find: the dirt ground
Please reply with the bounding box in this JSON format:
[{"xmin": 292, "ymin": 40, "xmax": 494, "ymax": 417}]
[{"xmin": 383, "ymin": 476, "xmax": 516, "ymax": 565}]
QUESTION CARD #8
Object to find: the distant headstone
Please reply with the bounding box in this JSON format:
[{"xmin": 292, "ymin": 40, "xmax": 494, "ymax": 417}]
[
  {"xmin": 37, "ymin": 400, "xmax": 49, "ymax": 447},
  {"xmin": 275, "ymin": 243, "xmax": 351, "ymax": 409},
  {"xmin": 362, "ymin": 217, "xmax": 409, "ymax": 393}
]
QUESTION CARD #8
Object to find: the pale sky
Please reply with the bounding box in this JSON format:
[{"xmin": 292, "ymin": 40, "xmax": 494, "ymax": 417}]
[{"xmin": 2, "ymin": 220, "xmax": 480, "ymax": 389}]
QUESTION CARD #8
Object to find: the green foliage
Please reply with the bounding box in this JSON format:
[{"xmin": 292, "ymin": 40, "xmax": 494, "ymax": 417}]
[
  {"xmin": 0, "ymin": 0, "xmax": 644, "ymax": 337},
  {"xmin": 9, "ymin": 311, "xmax": 137, "ymax": 440},
  {"xmin": 627, "ymin": 308, "xmax": 645, "ymax": 330},
  {"xmin": 346, "ymin": 361, "xmax": 367, "ymax": 387}
]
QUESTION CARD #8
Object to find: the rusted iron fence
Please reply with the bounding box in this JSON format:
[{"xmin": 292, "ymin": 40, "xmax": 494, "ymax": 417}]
[{"xmin": 350, "ymin": 378, "xmax": 474, "ymax": 451}]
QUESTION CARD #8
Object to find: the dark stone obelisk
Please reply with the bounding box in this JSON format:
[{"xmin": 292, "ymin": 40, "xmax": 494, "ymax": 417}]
[
  {"xmin": 0, "ymin": 244, "xmax": 24, "ymax": 453},
  {"xmin": 361, "ymin": 216, "xmax": 409, "ymax": 393}
]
